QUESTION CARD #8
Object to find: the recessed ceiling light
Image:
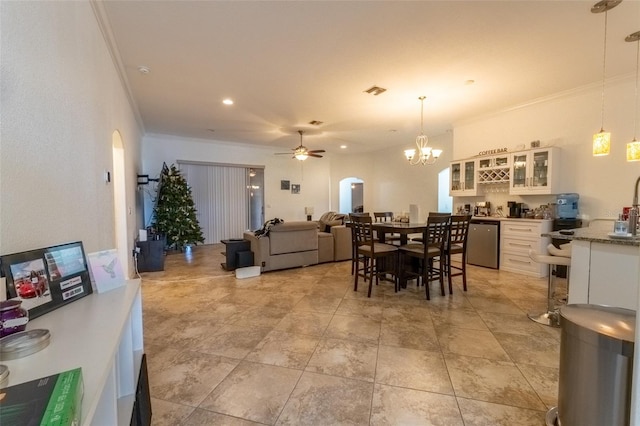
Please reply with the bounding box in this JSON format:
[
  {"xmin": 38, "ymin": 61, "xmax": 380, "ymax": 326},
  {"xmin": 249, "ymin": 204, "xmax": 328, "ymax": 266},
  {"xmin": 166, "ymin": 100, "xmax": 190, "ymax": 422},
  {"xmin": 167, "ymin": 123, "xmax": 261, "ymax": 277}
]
[
  {"xmin": 340, "ymin": 145, "xmax": 347, "ymax": 149},
  {"xmin": 222, "ymin": 99, "xmax": 234, "ymax": 105},
  {"xmin": 137, "ymin": 66, "xmax": 150, "ymax": 74}
]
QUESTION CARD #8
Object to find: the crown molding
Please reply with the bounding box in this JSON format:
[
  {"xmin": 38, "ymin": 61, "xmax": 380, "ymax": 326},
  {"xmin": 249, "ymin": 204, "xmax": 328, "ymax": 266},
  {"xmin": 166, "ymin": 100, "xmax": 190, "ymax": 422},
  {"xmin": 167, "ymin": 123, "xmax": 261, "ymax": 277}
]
[{"xmin": 90, "ymin": 0, "xmax": 145, "ymax": 134}]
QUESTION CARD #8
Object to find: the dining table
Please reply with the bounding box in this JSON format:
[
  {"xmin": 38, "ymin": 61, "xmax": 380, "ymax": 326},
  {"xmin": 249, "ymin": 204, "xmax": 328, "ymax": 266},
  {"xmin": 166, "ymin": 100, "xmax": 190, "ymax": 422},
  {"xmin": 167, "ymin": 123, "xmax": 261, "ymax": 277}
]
[
  {"xmin": 371, "ymin": 222, "xmax": 429, "ymax": 245},
  {"xmin": 369, "ymin": 222, "xmax": 434, "ymax": 289}
]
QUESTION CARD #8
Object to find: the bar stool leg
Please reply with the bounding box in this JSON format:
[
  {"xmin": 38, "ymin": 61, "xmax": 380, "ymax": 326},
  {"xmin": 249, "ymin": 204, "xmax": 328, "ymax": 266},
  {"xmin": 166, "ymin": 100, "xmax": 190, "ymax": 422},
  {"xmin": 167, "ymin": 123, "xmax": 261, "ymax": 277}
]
[{"xmin": 527, "ymin": 263, "xmax": 561, "ymax": 327}]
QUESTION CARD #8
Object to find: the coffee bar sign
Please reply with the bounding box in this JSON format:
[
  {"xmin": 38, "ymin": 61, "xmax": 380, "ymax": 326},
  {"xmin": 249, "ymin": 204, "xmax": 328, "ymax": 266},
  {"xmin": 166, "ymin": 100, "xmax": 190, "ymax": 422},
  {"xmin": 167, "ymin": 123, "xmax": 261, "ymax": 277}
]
[{"xmin": 478, "ymin": 148, "xmax": 508, "ymax": 156}]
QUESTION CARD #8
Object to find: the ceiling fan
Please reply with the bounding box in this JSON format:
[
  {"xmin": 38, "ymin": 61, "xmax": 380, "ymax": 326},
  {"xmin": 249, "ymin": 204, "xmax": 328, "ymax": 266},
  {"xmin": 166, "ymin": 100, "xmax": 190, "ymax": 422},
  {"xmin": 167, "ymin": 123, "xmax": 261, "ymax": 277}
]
[{"xmin": 275, "ymin": 130, "xmax": 326, "ymax": 161}]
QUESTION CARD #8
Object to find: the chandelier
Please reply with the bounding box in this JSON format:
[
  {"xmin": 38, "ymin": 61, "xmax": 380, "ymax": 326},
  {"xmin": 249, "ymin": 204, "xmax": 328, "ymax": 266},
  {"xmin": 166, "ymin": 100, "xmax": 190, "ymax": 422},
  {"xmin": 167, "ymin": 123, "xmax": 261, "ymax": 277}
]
[{"xmin": 404, "ymin": 96, "xmax": 442, "ymax": 165}]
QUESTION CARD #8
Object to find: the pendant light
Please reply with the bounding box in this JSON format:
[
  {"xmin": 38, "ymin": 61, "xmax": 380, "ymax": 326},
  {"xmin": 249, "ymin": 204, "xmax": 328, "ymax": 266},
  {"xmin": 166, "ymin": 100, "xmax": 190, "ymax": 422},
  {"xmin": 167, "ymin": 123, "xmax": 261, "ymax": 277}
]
[
  {"xmin": 404, "ymin": 96, "xmax": 442, "ymax": 166},
  {"xmin": 626, "ymin": 30, "xmax": 640, "ymax": 161},
  {"xmin": 591, "ymin": 0, "xmax": 622, "ymax": 156}
]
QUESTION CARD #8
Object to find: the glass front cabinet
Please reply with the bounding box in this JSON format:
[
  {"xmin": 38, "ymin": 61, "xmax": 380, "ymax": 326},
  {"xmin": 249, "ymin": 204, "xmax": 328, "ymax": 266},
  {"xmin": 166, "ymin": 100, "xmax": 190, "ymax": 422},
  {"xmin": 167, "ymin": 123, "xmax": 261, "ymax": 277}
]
[
  {"xmin": 509, "ymin": 147, "xmax": 559, "ymax": 195},
  {"xmin": 450, "ymin": 159, "xmax": 478, "ymax": 196}
]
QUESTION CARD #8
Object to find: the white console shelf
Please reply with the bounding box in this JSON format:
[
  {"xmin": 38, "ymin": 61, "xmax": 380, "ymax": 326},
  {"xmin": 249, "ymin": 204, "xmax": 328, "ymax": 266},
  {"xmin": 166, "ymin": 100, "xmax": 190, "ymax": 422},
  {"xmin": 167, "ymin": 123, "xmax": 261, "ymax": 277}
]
[{"xmin": 1, "ymin": 279, "xmax": 143, "ymax": 426}]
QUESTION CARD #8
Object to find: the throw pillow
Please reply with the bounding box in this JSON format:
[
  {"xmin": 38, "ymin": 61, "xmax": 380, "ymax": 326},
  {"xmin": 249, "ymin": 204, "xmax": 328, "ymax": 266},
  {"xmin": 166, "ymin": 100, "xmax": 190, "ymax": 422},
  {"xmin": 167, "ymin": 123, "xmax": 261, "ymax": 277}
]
[{"xmin": 324, "ymin": 219, "xmax": 343, "ymax": 232}]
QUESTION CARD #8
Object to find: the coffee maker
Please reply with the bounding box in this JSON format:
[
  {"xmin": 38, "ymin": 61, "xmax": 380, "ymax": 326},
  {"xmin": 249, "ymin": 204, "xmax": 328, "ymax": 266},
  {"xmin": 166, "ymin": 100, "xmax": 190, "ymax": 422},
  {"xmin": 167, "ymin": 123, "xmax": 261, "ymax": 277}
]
[
  {"xmin": 508, "ymin": 201, "xmax": 523, "ymax": 218},
  {"xmin": 474, "ymin": 201, "xmax": 491, "ymax": 216}
]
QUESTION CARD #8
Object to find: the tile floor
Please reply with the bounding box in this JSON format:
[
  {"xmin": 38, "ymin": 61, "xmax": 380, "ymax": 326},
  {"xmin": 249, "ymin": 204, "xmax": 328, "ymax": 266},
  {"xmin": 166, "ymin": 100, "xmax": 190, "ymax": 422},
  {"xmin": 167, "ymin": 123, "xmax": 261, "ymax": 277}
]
[{"xmin": 140, "ymin": 244, "xmax": 564, "ymax": 425}]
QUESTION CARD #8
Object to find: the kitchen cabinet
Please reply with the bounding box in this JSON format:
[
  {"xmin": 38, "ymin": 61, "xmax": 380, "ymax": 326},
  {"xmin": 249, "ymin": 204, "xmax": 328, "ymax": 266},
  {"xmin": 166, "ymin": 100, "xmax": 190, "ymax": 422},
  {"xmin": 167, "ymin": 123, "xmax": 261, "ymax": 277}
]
[
  {"xmin": 477, "ymin": 154, "xmax": 510, "ymax": 184},
  {"xmin": 450, "ymin": 159, "xmax": 477, "ymax": 196},
  {"xmin": 509, "ymin": 147, "xmax": 560, "ymax": 195},
  {"xmin": 500, "ymin": 219, "xmax": 552, "ymax": 277}
]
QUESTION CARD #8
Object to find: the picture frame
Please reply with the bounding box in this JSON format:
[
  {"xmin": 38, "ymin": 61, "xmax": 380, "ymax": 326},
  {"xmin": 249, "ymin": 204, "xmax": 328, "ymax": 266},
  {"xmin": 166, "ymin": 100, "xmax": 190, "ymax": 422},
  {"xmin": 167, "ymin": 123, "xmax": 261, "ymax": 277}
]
[
  {"xmin": 280, "ymin": 180, "xmax": 290, "ymax": 190},
  {"xmin": 291, "ymin": 184, "xmax": 300, "ymax": 194},
  {"xmin": 86, "ymin": 249, "xmax": 125, "ymax": 294},
  {"xmin": 1, "ymin": 241, "xmax": 93, "ymax": 320}
]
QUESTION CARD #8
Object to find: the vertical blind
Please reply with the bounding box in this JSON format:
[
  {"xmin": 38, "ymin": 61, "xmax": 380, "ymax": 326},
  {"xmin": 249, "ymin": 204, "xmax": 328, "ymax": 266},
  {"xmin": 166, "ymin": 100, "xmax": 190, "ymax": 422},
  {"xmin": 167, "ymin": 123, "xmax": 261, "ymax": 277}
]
[{"xmin": 179, "ymin": 162, "xmax": 249, "ymax": 244}]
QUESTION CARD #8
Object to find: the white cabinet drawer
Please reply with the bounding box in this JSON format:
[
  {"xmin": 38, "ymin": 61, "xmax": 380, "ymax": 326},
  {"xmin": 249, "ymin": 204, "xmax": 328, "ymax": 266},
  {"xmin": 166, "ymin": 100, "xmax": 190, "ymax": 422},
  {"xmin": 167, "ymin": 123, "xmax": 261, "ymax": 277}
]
[
  {"xmin": 500, "ymin": 251, "xmax": 545, "ymax": 276},
  {"xmin": 501, "ymin": 237, "xmax": 538, "ymax": 254},
  {"xmin": 501, "ymin": 222, "xmax": 540, "ymax": 237}
]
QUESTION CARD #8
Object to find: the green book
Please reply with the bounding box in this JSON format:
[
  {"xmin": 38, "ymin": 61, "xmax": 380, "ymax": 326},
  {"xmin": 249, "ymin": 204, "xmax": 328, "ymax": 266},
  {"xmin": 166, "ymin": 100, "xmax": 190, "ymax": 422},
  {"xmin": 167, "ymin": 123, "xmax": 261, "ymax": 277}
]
[{"xmin": 0, "ymin": 368, "xmax": 83, "ymax": 426}]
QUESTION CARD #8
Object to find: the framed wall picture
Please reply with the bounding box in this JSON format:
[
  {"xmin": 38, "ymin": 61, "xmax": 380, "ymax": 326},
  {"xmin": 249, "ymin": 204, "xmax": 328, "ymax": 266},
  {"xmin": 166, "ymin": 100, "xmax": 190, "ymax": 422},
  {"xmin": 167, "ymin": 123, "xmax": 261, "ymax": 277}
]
[
  {"xmin": 1, "ymin": 241, "xmax": 93, "ymax": 319},
  {"xmin": 281, "ymin": 180, "xmax": 290, "ymax": 190},
  {"xmin": 291, "ymin": 184, "xmax": 300, "ymax": 194}
]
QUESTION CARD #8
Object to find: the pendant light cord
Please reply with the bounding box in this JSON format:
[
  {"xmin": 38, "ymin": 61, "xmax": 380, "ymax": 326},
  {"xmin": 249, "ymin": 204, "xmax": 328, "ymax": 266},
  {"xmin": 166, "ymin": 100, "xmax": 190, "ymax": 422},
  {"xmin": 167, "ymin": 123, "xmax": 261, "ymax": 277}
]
[
  {"xmin": 600, "ymin": 10, "xmax": 609, "ymax": 131},
  {"xmin": 634, "ymin": 39, "xmax": 639, "ymax": 139},
  {"xmin": 419, "ymin": 96, "xmax": 425, "ymax": 135}
]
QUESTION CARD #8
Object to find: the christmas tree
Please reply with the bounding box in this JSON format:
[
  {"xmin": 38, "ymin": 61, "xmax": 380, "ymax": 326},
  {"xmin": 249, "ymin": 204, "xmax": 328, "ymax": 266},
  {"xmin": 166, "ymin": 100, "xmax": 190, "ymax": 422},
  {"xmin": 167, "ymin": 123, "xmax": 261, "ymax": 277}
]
[{"xmin": 152, "ymin": 163, "xmax": 205, "ymax": 250}]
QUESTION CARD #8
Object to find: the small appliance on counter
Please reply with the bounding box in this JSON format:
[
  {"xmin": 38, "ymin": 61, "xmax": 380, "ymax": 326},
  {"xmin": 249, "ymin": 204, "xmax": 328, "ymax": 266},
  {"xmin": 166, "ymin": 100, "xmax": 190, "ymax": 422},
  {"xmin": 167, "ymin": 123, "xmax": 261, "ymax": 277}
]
[
  {"xmin": 474, "ymin": 201, "xmax": 491, "ymax": 216},
  {"xmin": 556, "ymin": 193, "xmax": 579, "ymax": 219},
  {"xmin": 507, "ymin": 201, "xmax": 524, "ymax": 218}
]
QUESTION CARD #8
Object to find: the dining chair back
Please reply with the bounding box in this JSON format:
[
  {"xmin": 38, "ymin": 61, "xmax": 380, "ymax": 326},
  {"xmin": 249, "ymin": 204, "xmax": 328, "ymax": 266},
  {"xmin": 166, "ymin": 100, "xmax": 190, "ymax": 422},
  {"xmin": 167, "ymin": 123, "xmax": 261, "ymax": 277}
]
[
  {"xmin": 373, "ymin": 211, "xmax": 401, "ymax": 244},
  {"xmin": 350, "ymin": 213, "xmax": 399, "ymax": 297},
  {"xmin": 399, "ymin": 215, "xmax": 451, "ymax": 300},
  {"xmin": 348, "ymin": 212, "xmax": 371, "ymax": 275},
  {"xmin": 411, "ymin": 212, "xmax": 451, "ymax": 242},
  {"xmin": 444, "ymin": 214, "xmax": 472, "ymax": 294}
]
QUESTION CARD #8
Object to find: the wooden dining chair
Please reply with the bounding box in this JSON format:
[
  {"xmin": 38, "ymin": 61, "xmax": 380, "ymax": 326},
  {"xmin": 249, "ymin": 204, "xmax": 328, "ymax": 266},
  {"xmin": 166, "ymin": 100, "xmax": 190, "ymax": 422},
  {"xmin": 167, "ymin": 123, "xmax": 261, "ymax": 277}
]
[
  {"xmin": 373, "ymin": 211, "xmax": 401, "ymax": 244},
  {"xmin": 443, "ymin": 214, "xmax": 472, "ymax": 294},
  {"xmin": 349, "ymin": 212, "xmax": 371, "ymax": 275},
  {"xmin": 351, "ymin": 213, "xmax": 399, "ymax": 297},
  {"xmin": 411, "ymin": 212, "xmax": 451, "ymax": 242},
  {"xmin": 399, "ymin": 215, "xmax": 451, "ymax": 300}
]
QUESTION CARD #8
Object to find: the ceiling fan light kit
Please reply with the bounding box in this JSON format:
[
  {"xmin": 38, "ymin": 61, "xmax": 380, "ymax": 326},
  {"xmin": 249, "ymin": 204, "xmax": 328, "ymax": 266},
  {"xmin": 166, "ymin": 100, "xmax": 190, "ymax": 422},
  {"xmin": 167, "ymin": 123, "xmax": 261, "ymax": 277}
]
[{"xmin": 275, "ymin": 130, "xmax": 325, "ymax": 161}]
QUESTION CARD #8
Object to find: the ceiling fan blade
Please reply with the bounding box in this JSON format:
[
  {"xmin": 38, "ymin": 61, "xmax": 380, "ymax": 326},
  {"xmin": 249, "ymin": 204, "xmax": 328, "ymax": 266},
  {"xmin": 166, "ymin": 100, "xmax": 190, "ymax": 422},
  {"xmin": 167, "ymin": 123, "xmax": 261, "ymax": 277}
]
[
  {"xmin": 308, "ymin": 149, "xmax": 326, "ymax": 153},
  {"xmin": 274, "ymin": 152, "xmax": 293, "ymax": 155},
  {"xmin": 308, "ymin": 153, "xmax": 323, "ymax": 158}
]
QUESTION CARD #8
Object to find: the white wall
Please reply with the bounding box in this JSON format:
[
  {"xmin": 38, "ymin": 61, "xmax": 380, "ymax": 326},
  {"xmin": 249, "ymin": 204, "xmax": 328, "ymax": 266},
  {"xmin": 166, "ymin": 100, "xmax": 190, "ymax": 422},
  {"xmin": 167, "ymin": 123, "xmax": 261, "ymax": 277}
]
[
  {"xmin": 453, "ymin": 77, "xmax": 640, "ymax": 220},
  {"xmin": 1, "ymin": 2, "xmax": 143, "ymax": 272},
  {"xmin": 141, "ymin": 134, "xmax": 332, "ymax": 226},
  {"xmin": 142, "ymin": 131, "xmax": 454, "ymax": 225},
  {"xmin": 366, "ymin": 132, "xmax": 454, "ymax": 220}
]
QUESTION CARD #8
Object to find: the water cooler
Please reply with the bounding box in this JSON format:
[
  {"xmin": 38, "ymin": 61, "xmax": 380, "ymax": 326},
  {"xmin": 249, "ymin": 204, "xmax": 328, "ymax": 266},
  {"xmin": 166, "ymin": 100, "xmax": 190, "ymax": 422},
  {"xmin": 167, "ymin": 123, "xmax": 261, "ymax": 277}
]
[{"xmin": 553, "ymin": 194, "xmax": 581, "ymax": 278}]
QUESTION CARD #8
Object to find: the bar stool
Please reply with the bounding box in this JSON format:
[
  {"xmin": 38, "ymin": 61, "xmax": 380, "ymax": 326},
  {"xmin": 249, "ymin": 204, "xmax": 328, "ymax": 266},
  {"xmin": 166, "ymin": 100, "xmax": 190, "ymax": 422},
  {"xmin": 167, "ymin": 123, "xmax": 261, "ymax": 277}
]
[{"xmin": 527, "ymin": 245, "xmax": 571, "ymax": 327}]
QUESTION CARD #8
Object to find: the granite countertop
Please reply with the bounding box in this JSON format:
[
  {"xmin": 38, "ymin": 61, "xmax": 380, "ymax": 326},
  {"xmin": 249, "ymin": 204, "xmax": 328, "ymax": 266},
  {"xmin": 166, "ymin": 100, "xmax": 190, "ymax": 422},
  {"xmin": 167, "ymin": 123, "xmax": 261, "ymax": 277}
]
[
  {"xmin": 471, "ymin": 216, "xmax": 552, "ymax": 223},
  {"xmin": 543, "ymin": 228, "xmax": 640, "ymax": 246}
]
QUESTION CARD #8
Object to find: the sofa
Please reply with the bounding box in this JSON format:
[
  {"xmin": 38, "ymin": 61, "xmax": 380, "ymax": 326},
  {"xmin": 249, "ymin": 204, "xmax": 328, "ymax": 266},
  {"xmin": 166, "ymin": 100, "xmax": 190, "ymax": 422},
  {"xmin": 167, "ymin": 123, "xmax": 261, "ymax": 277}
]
[{"xmin": 243, "ymin": 216, "xmax": 351, "ymax": 272}]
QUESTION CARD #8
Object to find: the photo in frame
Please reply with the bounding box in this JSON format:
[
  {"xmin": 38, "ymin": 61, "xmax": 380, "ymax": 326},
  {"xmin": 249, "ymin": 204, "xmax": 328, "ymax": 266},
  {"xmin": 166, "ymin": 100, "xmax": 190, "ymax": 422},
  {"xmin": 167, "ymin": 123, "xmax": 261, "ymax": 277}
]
[
  {"xmin": 86, "ymin": 249, "xmax": 125, "ymax": 294},
  {"xmin": 1, "ymin": 241, "xmax": 93, "ymax": 319},
  {"xmin": 291, "ymin": 184, "xmax": 300, "ymax": 194},
  {"xmin": 280, "ymin": 180, "xmax": 290, "ymax": 190}
]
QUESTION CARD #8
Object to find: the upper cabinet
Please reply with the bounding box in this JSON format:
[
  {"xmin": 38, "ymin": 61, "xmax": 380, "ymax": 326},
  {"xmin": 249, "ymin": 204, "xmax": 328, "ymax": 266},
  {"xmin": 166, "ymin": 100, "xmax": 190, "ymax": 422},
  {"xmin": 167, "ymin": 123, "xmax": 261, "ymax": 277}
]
[
  {"xmin": 477, "ymin": 154, "xmax": 510, "ymax": 184},
  {"xmin": 450, "ymin": 159, "xmax": 478, "ymax": 196},
  {"xmin": 509, "ymin": 147, "xmax": 559, "ymax": 195},
  {"xmin": 450, "ymin": 147, "xmax": 562, "ymax": 197}
]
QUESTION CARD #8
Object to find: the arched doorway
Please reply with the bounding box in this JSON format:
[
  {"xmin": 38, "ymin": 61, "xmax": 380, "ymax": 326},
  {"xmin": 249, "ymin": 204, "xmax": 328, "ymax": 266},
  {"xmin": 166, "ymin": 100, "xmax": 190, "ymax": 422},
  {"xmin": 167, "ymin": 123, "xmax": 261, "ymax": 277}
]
[
  {"xmin": 339, "ymin": 177, "xmax": 364, "ymax": 214},
  {"xmin": 112, "ymin": 131, "xmax": 129, "ymax": 277}
]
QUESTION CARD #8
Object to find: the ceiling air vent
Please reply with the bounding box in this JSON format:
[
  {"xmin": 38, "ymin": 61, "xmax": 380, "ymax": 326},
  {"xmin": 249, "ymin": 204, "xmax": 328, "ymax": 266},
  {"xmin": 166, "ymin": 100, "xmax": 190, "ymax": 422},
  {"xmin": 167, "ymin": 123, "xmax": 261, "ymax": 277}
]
[{"xmin": 364, "ymin": 86, "xmax": 387, "ymax": 96}]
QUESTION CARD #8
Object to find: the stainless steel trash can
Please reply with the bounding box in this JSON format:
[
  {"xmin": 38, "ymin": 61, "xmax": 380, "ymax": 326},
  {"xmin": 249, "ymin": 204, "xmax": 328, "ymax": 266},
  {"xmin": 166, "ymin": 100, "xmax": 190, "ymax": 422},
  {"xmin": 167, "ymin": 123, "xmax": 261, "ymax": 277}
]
[{"xmin": 555, "ymin": 304, "xmax": 635, "ymax": 426}]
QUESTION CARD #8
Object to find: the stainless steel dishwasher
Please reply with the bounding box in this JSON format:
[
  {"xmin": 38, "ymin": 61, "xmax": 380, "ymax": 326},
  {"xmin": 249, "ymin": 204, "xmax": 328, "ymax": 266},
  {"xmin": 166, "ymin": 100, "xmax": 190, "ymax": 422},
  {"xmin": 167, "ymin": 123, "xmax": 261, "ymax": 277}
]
[{"xmin": 467, "ymin": 219, "xmax": 500, "ymax": 268}]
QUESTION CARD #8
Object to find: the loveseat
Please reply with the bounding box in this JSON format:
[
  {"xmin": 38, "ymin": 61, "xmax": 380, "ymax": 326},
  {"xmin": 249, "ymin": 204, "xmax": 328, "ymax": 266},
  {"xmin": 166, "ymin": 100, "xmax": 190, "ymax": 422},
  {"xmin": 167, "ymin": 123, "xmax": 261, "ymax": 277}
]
[{"xmin": 242, "ymin": 217, "xmax": 351, "ymax": 272}]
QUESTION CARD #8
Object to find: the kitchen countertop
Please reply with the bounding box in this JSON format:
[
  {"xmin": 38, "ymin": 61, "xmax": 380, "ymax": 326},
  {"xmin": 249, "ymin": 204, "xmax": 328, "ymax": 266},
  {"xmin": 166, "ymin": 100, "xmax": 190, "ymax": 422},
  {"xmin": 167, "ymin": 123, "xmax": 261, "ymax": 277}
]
[
  {"xmin": 543, "ymin": 228, "xmax": 640, "ymax": 246},
  {"xmin": 471, "ymin": 216, "xmax": 552, "ymax": 223}
]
